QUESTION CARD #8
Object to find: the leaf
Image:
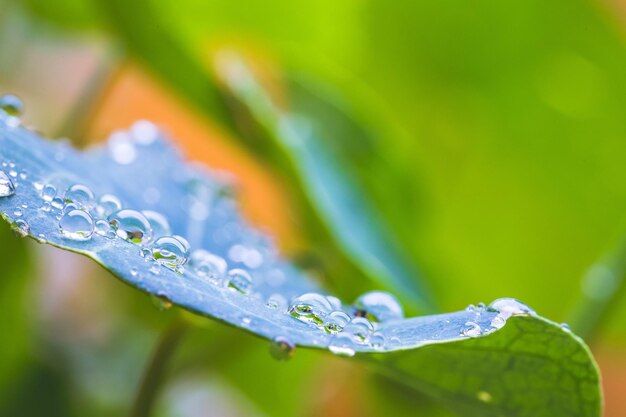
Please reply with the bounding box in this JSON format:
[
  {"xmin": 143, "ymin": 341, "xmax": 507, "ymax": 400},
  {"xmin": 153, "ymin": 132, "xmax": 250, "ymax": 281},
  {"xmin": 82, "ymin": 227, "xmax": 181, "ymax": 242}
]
[
  {"xmin": 92, "ymin": 0, "xmax": 436, "ymax": 313},
  {"xmin": 0, "ymin": 115, "xmax": 600, "ymax": 416}
]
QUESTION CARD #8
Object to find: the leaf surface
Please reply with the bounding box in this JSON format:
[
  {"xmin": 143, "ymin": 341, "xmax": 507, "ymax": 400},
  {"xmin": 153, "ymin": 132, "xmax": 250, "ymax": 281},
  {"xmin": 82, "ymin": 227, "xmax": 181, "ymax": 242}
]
[{"xmin": 0, "ymin": 116, "xmax": 600, "ymax": 416}]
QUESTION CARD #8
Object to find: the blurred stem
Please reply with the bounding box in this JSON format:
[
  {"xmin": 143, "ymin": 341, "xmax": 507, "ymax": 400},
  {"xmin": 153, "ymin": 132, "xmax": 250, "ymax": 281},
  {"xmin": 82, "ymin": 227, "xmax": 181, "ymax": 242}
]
[
  {"xmin": 130, "ymin": 318, "xmax": 189, "ymax": 417},
  {"xmin": 55, "ymin": 49, "xmax": 124, "ymax": 145},
  {"xmin": 567, "ymin": 238, "xmax": 626, "ymax": 343}
]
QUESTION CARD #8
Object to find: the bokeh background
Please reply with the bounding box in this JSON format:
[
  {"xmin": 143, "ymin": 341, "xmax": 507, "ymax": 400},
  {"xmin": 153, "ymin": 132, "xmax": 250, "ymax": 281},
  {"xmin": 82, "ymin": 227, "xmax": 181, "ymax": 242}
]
[{"xmin": 1, "ymin": 0, "xmax": 625, "ymax": 416}]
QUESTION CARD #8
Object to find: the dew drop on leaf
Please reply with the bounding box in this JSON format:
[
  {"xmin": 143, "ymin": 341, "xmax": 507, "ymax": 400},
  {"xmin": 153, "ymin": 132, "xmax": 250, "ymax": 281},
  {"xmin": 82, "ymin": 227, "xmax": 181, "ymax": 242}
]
[
  {"xmin": 151, "ymin": 293, "xmax": 173, "ymax": 311},
  {"xmin": 11, "ymin": 219, "xmax": 29, "ymax": 237},
  {"xmin": 353, "ymin": 290, "xmax": 404, "ymax": 322},
  {"xmin": 343, "ymin": 317, "xmax": 374, "ymax": 344},
  {"xmin": 142, "ymin": 210, "xmax": 171, "ymax": 239},
  {"xmin": 96, "ymin": 194, "xmax": 123, "ymax": 218},
  {"xmin": 460, "ymin": 321, "xmax": 482, "ymax": 338},
  {"xmin": 0, "ymin": 94, "xmax": 23, "ymax": 116},
  {"xmin": 289, "ymin": 293, "xmax": 333, "ymax": 326},
  {"xmin": 63, "ymin": 184, "xmax": 95, "ymax": 209},
  {"xmin": 269, "ymin": 336, "xmax": 295, "ymax": 361},
  {"xmin": 328, "ymin": 333, "xmax": 356, "ymax": 357},
  {"xmin": 108, "ymin": 209, "xmax": 153, "ymax": 244},
  {"xmin": 226, "ymin": 268, "xmax": 253, "ymax": 294},
  {"xmin": 323, "ymin": 310, "xmax": 351, "ymax": 334},
  {"xmin": 487, "ymin": 298, "xmax": 535, "ymax": 319},
  {"xmin": 0, "ymin": 170, "xmax": 16, "ymax": 197},
  {"xmin": 59, "ymin": 209, "xmax": 94, "ymax": 241},
  {"xmin": 151, "ymin": 235, "xmax": 190, "ymax": 271}
]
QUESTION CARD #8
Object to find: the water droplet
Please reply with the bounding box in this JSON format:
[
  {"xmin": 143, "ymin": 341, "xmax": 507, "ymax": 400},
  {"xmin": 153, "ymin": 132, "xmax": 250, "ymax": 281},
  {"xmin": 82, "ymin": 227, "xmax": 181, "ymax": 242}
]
[
  {"xmin": 8, "ymin": 169, "xmax": 17, "ymax": 178},
  {"xmin": 289, "ymin": 293, "xmax": 333, "ymax": 326},
  {"xmin": 94, "ymin": 220, "xmax": 116, "ymax": 239},
  {"xmin": 150, "ymin": 263, "xmax": 161, "ymax": 275},
  {"xmin": 11, "ymin": 219, "xmax": 29, "ymax": 237},
  {"xmin": 487, "ymin": 298, "xmax": 535, "ymax": 319},
  {"xmin": 387, "ymin": 336, "xmax": 401, "ymax": 350},
  {"xmin": 344, "ymin": 317, "xmax": 374, "ymax": 344},
  {"xmin": 51, "ymin": 197, "xmax": 64, "ymax": 210},
  {"xmin": 188, "ymin": 249, "xmax": 227, "ymax": 284},
  {"xmin": 241, "ymin": 316, "xmax": 252, "ymax": 326},
  {"xmin": 328, "ymin": 334, "xmax": 356, "ymax": 357},
  {"xmin": 19, "ymin": 170, "xmax": 27, "ymax": 180},
  {"xmin": 0, "ymin": 94, "xmax": 23, "ymax": 116},
  {"xmin": 13, "ymin": 209, "xmax": 22, "ymax": 217},
  {"xmin": 41, "ymin": 184, "xmax": 56, "ymax": 201},
  {"xmin": 269, "ymin": 336, "xmax": 295, "ymax": 361},
  {"xmin": 142, "ymin": 210, "xmax": 171, "ymax": 239},
  {"xmin": 130, "ymin": 268, "xmax": 138, "ymax": 277},
  {"xmin": 490, "ymin": 315, "xmax": 506, "ymax": 330},
  {"xmin": 369, "ymin": 333, "xmax": 386, "ymax": 350},
  {"xmin": 323, "ymin": 311, "xmax": 351, "ymax": 334},
  {"xmin": 266, "ymin": 293, "xmax": 287, "ymax": 310},
  {"xmin": 96, "ymin": 194, "xmax": 122, "ymax": 218},
  {"xmin": 460, "ymin": 321, "xmax": 482, "ymax": 338},
  {"xmin": 561, "ymin": 323, "xmax": 571, "ymax": 332},
  {"xmin": 108, "ymin": 209, "xmax": 153, "ymax": 244},
  {"xmin": 226, "ymin": 268, "xmax": 253, "ymax": 294},
  {"xmin": 151, "ymin": 293, "xmax": 172, "ymax": 310},
  {"xmin": 59, "ymin": 209, "xmax": 94, "ymax": 241},
  {"xmin": 36, "ymin": 233, "xmax": 46, "ymax": 243},
  {"xmin": 353, "ymin": 291, "xmax": 404, "ymax": 322},
  {"xmin": 151, "ymin": 235, "xmax": 190, "ymax": 272},
  {"xmin": 0, "ymin": 171, "xmax": 16, "ymax": 197},
  {"xmin": 63, "ymin": 184, "xmax": 95, "ymax": 209}
]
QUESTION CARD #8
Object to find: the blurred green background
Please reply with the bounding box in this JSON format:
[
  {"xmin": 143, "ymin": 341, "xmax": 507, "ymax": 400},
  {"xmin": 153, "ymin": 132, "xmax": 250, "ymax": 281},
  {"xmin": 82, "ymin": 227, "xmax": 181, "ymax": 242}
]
[{"xmin": 1, "ymin": 0, "xmax": 626, "ymax": 415}]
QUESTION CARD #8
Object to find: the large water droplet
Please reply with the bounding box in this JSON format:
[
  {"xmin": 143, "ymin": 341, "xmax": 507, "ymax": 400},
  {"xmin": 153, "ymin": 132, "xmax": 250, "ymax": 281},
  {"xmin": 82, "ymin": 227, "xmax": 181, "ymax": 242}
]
[
  {"xmin": 343, "ymin": 317, "xmax": 374, "ymax": 344},
  {"xmin": 142, "ymin": 210, "xmax": 171, "ymax": 239},
  {"xmin": 63, "ymin": 184, "xmax": 95, "ymax": 209},
  {"xmin": 94, "ymin": 219, "xmax": 116, "ymax": 238},
  {"xmin": 369, "ymin": 333, "xmax": 386, "ymax": 350},
  {"xmin": 269, "ymin": 336, "xmax": 295, "ymax": 361},
  {"xmin": 288, "ymin": 293, "xmax": 333, "ymax": 326},
  {"xmin": 151, "ymin": 293, "xmax": 173, "ymax": 310},
  {"xmin": 108, "ymin": 209, "xmax": 153, "ymax": 244},
  {"xmin": 11, "ymin": 219, "xmax": 29, "ymax": 237},
  {"xmin": 353, "ymin": 291, "xmax": 404, "ymax": 322},
  {"xmin": 96, "ymin": 194, "xmax": 122, "ymax": 218},
  {"xmin": 328, "ymin": 334, "xmax": 356, "ymax": 357},
  {"xmin": 460, "ymin": 321, "xmax": 482, "ymax": 338},
  {"xmin": 487, "ymin": 298, "xmax": 535, "ymax": 319},
  {"xmin": 226, "ymin": 268, "xmax": 253, "ymax": 294},
  {"xmin": 151, "ymin": 235, "xmax": 190, "ymax": 271},
  {"xmin": 59, "ymin": 209, "xmax": 94, "ymax": 241},
  {"xmin": 40, "ymin": 184, "xmax": 56, "ymax": 202},
  {"xmin": 188, "ymin": 249, "xmax": 227, "ymax": 284},
  {"xmin": 0, "ymin": 94, "xmax": 23, "ymax": 116},
  {"xmin": 0, "ymin": 171, "xmax": 16, "ymax": 197},
  {"xmin": 323, "ymin": 311, "xmax": 351, "ymax": 334}
]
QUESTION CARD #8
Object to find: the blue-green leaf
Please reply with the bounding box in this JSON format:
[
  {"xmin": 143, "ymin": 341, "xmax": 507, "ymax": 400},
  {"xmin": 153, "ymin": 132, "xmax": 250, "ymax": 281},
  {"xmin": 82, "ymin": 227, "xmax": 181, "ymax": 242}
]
[{"xmin": 0, "ymin": 112, "xmax": 600, "ymax": 416}]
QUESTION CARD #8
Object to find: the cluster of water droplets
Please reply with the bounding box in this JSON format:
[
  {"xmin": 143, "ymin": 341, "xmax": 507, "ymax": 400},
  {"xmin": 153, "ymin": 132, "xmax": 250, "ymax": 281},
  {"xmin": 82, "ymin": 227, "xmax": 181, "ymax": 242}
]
[
  {"xmin": 283, "ymin": 290, "xmax": 405, "ymax": 357},
  {"xmin": 0, "ymin": 95, "xmax": 539, "ymax": 363},
  {"xmin": 459, "ymin": 298, "xmax": 536, "ymax": 338}
]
